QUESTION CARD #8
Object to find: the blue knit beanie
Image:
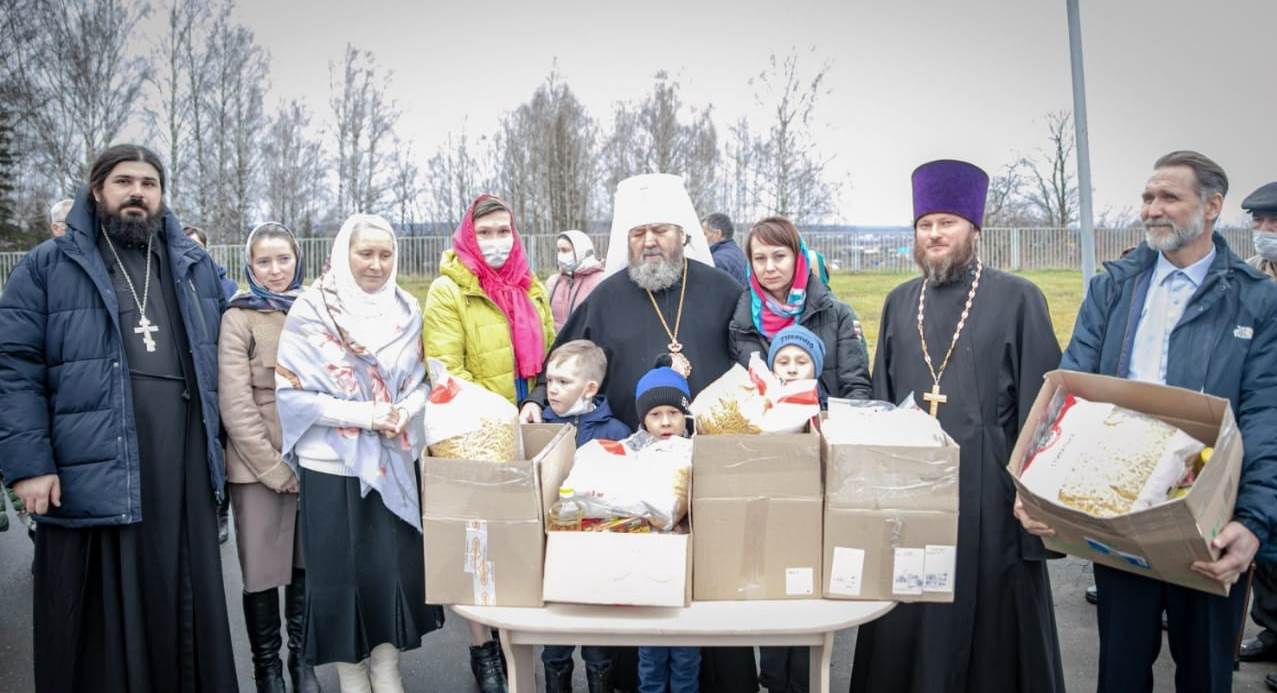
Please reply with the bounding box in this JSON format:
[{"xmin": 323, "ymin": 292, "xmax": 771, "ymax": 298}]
[
  {"xmin": 767, "ymin": 325, "xmax": 826, "ymax": 376},
  {"xmin": 635, "ymin": 366, "xmax": 692, "ymax": 422}
]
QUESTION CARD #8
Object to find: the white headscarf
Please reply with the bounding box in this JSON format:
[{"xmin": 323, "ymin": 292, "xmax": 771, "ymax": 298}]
[
  {"xmin": 603, "ymin": 173, "xmax": 715, "ymax": 278},
  {"xmin": 327, "ymin": 214, "xmax": 411, "ymax": 352},
  {"xmin": 558, "ymin": 229, "xmax": 603, "ymax": 273}
]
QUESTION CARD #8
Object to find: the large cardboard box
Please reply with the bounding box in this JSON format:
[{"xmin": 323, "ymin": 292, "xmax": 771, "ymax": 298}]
[
  {"xmin": 543, "ymin": 531, "xmax": 692, "ymax": 607},
  {"xmin": 421, "ymin": 424, "xmax": 574, "ymax": 607},
  {"xmin": 692, "ymin": 427, "xmax": 823, "ymax": 601},
  {"xmin": 1008, "ymin": 370, "xmax": 1243, "ymax": 596},
  {"xmin": 822, "ymin": 420, "xmax": 960, "ymax": 602}
]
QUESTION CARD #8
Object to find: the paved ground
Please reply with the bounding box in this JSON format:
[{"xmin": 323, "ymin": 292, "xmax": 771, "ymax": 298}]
[{"xmin": 0, "ymin": 521, "xmax": 1272, "ymax": 692}]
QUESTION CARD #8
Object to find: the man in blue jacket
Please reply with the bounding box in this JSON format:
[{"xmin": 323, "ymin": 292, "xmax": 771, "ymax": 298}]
[
  {"xmin": 1016, "ymin": 150, "xmax": 1277, "ymax": 693},
  {"xmin": 703, "ymin": 212, "xmax": 749, "ymax": 287},
  {"xmin": 0, "ymin": 144, "xmax": 238, "ymax": 692}
]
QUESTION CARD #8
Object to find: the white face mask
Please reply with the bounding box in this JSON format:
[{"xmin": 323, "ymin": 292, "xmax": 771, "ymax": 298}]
[
  {"xmin": 478, "ymin": 236, "xmax": 514, "ymax": 268},
  {"xmin": 1254, "ymin": 232, "xmax": 1277, "ymax": 262},
  {"xmin": 561, "ymin": 395, "xmax": 595, "ymax": 417},
  {"xmin": 557, "ymin": 251, "xmax": 578, "ymax": 273}
]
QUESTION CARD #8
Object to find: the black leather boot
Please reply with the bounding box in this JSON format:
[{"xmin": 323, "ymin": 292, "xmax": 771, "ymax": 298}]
[
  {"xmin": 544, "ymin": 659, "xmax": 572, "ymax": 693},
  {"xmin": 242, "ymin": 589, "xmax": 286, "ymax": 693},
  {"xmin": 218, "ymin": 494, "xmax": 231, "ymax": 544},
  {"xmin": 469, "ymin": 640, "xmax": 508, "ymax": 693},
  {"xmin": 285, "ymin": 570, "xmax": 322, "ymax": 693},
  {"xmin": 585, "ymin": 662, "xmax": 612, "ymax": 693}
]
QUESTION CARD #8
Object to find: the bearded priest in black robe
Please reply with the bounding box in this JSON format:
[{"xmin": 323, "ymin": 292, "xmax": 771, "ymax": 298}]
[
  {"xmin": 522, "ymin": 173, "xmax": 754, "ymax": 692},
  {"xmin": 849, "ymin": 160, "xmax": 1065, "ymax": 693}
]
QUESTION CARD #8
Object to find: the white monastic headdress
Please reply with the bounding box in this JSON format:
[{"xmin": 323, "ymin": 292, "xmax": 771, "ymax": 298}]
[{"xmin": 603, "ymin": 173, "xmax": 715, "ymax": 278}]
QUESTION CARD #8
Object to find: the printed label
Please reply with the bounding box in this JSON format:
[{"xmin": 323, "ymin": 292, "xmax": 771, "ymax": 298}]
[
  {"xmin": 473, "ymin": 560, "xmax": 496, "ymax": 606},
  {"xmin": 828, "ymin": 547, "xmax": 865, "ymax": 597},
  {"xmin": 892, "ymin": 548, "xmax": 925, "ymax": 596},
  {"xmin": 785, "ymin": 567, "xmax": 815, "ymax": 596},
  {"xmin": 465, "ymin": 519, "xmax": 488, "ymax": 574},
  {"xmin": 923, "ymin": 545, "xmax": 957, "ymax": 593}
]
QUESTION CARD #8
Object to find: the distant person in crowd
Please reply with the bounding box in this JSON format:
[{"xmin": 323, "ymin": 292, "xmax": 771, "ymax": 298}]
[
  {"xmin": 855, "ymin": 159, "xmax": 1064, "ymax": 693},
  {"xmin": 728, "ymin": 215, "xmax": 871, "ymax": 417},
  {"xmin": 219, "ymin": 222, "xmax": 318, "ymax": 693},
  {"xmin": 276, "ymin": 214, "xmax": 445, "ymax": 692},
  {"xmin": 0, "ymin": 143, "xmax": 237, "ymax": 691},
  {"xmin": 185, "ymin": 224, "xmax": 240, "ymax": 301},
  {"xmin": 702, "ymin": 212, "xmax": 748, "ymax": 286},
  {"xmin": 522, "ymin": 173, "xmax": 755, "ymax": 693},
  {"xmin": 423, "ymin": 194, "xmax": 554, "ymax": 692},
  {"xmin": 545, "ymin": 229, "xmax": 606, "ymax": 331},
  {"xmin": 1243, "ymin": 181, "xmax": 1277, "ymax": 280},
  {"xmin": 48, "ymin": 198, "xmax": 73, "ymax": 238},
  {"xmin": 1019, "ymin": 151, "xmax": 1277, "ymax": 693}
]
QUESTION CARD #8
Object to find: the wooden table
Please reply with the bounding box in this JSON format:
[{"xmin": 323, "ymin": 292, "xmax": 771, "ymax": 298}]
[{"xmin": 454, "ymin": 599, "xmax": 894, "ymax": 693}]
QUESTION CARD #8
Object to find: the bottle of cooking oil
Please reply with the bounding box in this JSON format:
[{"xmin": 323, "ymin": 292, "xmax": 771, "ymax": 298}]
[{"xmin": 547, "ymin": 486, "xmax": 583, "ymax": 531}]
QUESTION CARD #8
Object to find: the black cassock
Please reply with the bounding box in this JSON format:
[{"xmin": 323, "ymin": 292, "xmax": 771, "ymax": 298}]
[
  {"xmin": 33, "ymin": 231, "xmax": 236, "ymax": 692},
  {"xmin": 850, "ymin": 264, "xmax": 1065, "ymax": 693},
  {"xmin": 531, "ymin": 259, "xmax": 758, "ymax": 692}
]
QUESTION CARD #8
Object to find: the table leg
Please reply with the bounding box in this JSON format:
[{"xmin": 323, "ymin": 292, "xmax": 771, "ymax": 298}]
[
  {"xmin": 499, "ymin": 628, "xmax": 536, "ymax": 693},
  {"xmin": 809, "ymin": 630, "xmax": 835, "ymax": 693}
]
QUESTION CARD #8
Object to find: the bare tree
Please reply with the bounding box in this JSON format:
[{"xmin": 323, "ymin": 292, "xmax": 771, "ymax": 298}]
[
  {"xmin": 749, "ymin": 48, "xmax": 839, "ymax": 224},
  {"xmin": 424, "ymin": 126, "xmax": 487, "ymax": 229},
  {"xmin": 146, "ymin": 0, "xmax": 209, "ymax": 216},
  {"xmin": 1021, "ymin": 110, "xmax": 1079, "ymax": 228},
  {"xmin": 1, "ymin": 0, "xmax": 152, "ymax": 195},
  {"xmin": 328, "ymin": 45, "xmax": 399, "ymax": 217},
  {"xmin": 984, "ymin": 161, "xmax": 1039, "ymax": 227},
  {"xmin": 389, "ymin": 139, "xmax": 421, "ymax": 229},
  {"xmin": 262, "ymin": 99, "xmax": 327, "ymax": 237}
]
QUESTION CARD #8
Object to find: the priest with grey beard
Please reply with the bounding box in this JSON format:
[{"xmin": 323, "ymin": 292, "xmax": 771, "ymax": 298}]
[
  {"xmin": 852, "ymin": 160, "xmax": 1066, "ymax": 693},
  {"xmin": 521, "ymin": 174, "xmax": 755, "ymax": 692}
]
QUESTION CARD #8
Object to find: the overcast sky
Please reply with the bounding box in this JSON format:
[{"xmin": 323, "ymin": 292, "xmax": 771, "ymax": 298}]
[{"xmin": 202, "ymin": 0, "xmax": 1275, "ymax": 225}]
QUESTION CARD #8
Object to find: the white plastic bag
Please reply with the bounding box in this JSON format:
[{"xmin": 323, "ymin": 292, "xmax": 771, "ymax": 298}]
[
  {"xmin": 691, "ymin": 353, "xmax": 820, "ymax": 434},
  {"xmin": 424, "ymin": 359, "xmax": 522, "ymax": 462},
  {"xmin": 563, "ymin": 431, "xmax": 692, "ymax": 531}
]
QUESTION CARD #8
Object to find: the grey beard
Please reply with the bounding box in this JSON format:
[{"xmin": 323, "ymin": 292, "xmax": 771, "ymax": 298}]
[
  {"xmin": 628, "ymin": 256, "xmax": 683, "ymax": 292},
  {"xmin": 99, "ymin": 205, "xmax": 164, "ymax": 248},
  {"xmin": 1145, "ymin": 212, "xmax": 1204, "ymax": 253}
]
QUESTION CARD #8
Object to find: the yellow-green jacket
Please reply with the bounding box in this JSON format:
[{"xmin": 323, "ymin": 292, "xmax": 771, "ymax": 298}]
[{"xmin": 424, "ymin": 250, "xmax": 555, "ymax": 404}]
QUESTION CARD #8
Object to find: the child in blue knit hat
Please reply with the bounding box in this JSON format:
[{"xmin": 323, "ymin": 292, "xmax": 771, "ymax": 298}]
[
  {"xmin": 633, "ymin": 364, "xmax": 700, "ymax": 692},
  {"xmin": 767, "ymin": 324, "xmax": 829, "ymax": 408}
]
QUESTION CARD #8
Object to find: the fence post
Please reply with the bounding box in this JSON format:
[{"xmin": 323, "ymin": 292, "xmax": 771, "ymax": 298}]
[{"xmin": 1011, "ymin": 228, "xmax": 1022, "ymax": 272}]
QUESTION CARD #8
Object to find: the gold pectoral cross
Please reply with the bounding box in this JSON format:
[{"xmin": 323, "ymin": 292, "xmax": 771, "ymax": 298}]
[
  {"xmin": 134, "ymin": 315, "xmax": 159, "ymax": 353},
  {"xmin": 923, "ymin": 383, "xmax": 947, "ymax": 417}
]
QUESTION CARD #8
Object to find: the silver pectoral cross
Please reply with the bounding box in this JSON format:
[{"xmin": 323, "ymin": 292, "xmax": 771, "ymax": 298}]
[{"xmin": 134, "ymin": 315, "xmax": 159, "ymax": 353}]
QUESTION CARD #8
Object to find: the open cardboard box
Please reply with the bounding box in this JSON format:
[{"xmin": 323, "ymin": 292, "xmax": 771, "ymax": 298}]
[
  {"xmin": 421, "ymin": 424, "xmax": 575, "ymax": 607},
  {"xmin": 821, "ymin": 412, "xmax": 960, "ymax": 602},
  {"xmin": 1008, "ymin": 370, "xmax": 1243, "ymax": 596},
  {"xmin": 692, "ymin": 423, "xmax": 823, "ymax": 601}
]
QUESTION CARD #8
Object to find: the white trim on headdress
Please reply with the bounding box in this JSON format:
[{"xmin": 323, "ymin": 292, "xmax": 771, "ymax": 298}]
[{"xmin": 603, "ymin": 173, "xmax": 715, "ymax": 278}]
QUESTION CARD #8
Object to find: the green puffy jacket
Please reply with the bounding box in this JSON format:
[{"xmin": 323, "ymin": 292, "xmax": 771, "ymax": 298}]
[{"xmin": 424, "ymin": 251, "xmax": 556, "ymax": 404}]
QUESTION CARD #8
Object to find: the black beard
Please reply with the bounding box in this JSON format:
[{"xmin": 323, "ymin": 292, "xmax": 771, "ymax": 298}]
[
  {"xmin": 99, "ymin": 203, "xmax": 164, "ymax": 248},
  {"xmin": 913, "ymin": 238, "xmax": 977, "ymax": 286}
]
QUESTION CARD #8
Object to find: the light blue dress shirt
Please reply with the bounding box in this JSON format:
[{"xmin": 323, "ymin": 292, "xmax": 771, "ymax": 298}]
[{"xmin": 1127, "ymin": 247, "xmax": 1216, "ymax": 384}]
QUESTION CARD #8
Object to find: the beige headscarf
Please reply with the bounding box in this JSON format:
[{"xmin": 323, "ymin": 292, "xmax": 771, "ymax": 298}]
[{"xmin": 603, "ymin": 173, "xmax": 715, "ymax": 278}]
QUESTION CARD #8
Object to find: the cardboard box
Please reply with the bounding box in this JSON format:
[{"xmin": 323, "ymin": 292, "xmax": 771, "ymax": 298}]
[
  {"xmin": 1008, "ymin": 370, "xmax": 1243, "ymax": 596},
  {"xmin": 421, "ymin": 424, "xmax": 575, "ymax": 607},
  {"xmin": 692, "ymin": 428, "xmax": 823, "ymax": 601},
  {"xmin": 822, "ymin": 419, "xmax": 960, "ymax": 602},
  {"xmin": 543, "ymin": 530, "xmax": 692, "ymax": 607}
]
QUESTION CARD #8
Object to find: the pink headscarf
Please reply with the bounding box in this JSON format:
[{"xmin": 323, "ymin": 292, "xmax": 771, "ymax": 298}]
[{"xmin": 450, "ymin": 195, "xmax": 545, "ymax": 379}]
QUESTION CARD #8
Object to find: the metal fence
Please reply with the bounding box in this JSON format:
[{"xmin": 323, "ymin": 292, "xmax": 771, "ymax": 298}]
[{"xmin": 0, "ymin": 227, "xmax": 1256, "ymax": 289}]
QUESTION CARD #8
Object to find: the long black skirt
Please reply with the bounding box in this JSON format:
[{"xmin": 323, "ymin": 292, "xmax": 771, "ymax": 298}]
[{"xmin": 299, "ymin": 468, "xmax": 445, "ymax": 665}]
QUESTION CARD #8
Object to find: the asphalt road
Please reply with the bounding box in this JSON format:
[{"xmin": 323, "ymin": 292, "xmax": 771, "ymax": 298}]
[{"xmin": 0, "ymin": 519, "xmax": 1271, "ymax": 692}]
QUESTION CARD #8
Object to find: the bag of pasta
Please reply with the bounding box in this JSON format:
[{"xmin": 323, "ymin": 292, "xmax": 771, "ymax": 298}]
[
  {"xmin": 424, "ymin": 358, "xmax": 522, "ymax": 462},
  {"xmin": 690, "ymin": 353, "xmax": 819, "ymax": 435},
  {"xmin": 1018, "ymin": 394, "xmax": 1204, "ymax": 517},
  {"xmin": 562, "ymin": 431, "xmax": 692, "ymax": 531}
]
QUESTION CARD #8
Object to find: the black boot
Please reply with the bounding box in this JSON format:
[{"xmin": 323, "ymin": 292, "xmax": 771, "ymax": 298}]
[
  {"xmin": 285, "ymin": 571, "xmax": 321, "ymax": 693},
  {"xmin": 218, "ymin": 495, "xmax": 231, "ymax": 544},
  {"xmin": 469, "ymin": 640, "xmax": 508, "ymax": 693},
  {"xmin": 242, "ymin": 589, "xmax": 286, "ymax": 693},
  {"xmin": 585, "ymin": 662, "xmax": 612, "ymax": 693},
  {"xmin": 544, "ymin": 660, "xmax": 572, "ymax": 693}
]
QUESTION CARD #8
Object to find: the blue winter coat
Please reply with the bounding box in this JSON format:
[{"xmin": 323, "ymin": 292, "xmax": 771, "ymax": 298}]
[
  {"xmin": 711, "ymin": 239, "xmax": 749, "ymax": 288},
  {"xmin": 542, "ymin": 396, "xmax": 632, "ymax": 447},
  {"xmin": 0, "ymin": 188, "xmax": 228, "ymax": 527},
  {"xmin": 1060, "ymin": 233, "xmax": 1277, "ymax": 550}
]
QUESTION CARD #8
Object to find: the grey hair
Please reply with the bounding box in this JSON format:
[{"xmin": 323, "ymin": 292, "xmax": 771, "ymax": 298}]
[
  {"xmin": 1155, "ymin": 150, "xmax": 1229, "ymax": 203},
  {"xmin": 49, "ymin": 199, "xmax": 73, "ymax": 225}
]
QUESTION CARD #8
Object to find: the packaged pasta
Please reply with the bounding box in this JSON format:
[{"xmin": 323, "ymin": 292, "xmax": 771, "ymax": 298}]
[
  {"xmin": 561, "ymin": 431, "xmax": 692, "ymax": 531},
  {"xmin": 1019, "ymin": 394, "xmax": 1204, "ymax": 517},
  {"xmin": 691, "ymin": 353, "xmax": 819, "ymax": 435},
  {"xmin": 424, "ymin": 359, "xmax": 522, "ymax": 462}
]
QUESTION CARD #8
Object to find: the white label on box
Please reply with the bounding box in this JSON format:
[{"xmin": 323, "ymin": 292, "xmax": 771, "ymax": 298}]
[
  {"xmin": 473, "ymin": 560, "xmax": 496, "ymax": 605},
  {"xmin": 828, "ymin": 547, "xmax": 865, "ymax": 597},
  {"xmin": 464, "ymin": 519, "xmax": 488, "ymax": 574},
  {"xmin": 892, "ymin": 548, "xmax": 925, "ymax": 596},
  {"xmin": 785, "ymin": 567, "xmax": 815, "ymax": 596},
  {"xmin": 923, "ymin": 545, "xmax": 957, "ymax": 593}
]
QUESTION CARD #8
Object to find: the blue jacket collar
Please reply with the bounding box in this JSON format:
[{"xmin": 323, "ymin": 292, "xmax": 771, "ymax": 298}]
[
  {"xmin": 60, "ymin": 186, "xmax": 204, "ymax": 277},
  {"xmin": 1103, "ymin": 232, "xmax": 1260, "ymax": 285}
]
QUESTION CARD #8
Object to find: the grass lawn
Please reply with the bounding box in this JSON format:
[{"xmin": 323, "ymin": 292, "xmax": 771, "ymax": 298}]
[{"xmin": 402, "ymin": 270, "xmax": 1087, "ymax": 366}]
